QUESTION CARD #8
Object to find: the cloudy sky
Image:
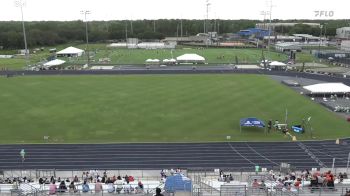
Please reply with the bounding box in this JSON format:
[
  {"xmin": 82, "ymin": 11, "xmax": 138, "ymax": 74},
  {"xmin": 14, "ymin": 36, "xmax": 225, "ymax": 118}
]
[{"xmin": 1, "ymin": 0, "xmax": 349, "ymax": 21}]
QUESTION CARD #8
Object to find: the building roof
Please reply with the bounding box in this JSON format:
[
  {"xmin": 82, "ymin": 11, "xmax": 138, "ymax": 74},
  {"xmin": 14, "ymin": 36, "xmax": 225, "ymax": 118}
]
[
  {"xmin": 263, "ymin": 36, "xmax": 302, "ymax": 40},
  {"xmin": 176, "ymin": 54, "xmax": 205, "ymax": 61},
  {"xmin": 293, "ymin": 34, "xmax": 320, "ymax": 39},
  {"xmin": 57, "ymin": 46, "xmax": 84, "ymax": 55},
  {"xmin": 303, "ymin": 83, "xmax": 350, "ymax": 94},
  {"xmin": 43, "ymin": 59, "xmax": 66, "ymax": 67}
]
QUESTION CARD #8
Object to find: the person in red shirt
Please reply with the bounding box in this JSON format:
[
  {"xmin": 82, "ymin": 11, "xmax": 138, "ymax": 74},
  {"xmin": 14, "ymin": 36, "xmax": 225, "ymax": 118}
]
[{"xmin": 252, "ymin": 179, "xmax": 259, "ymax": 188}]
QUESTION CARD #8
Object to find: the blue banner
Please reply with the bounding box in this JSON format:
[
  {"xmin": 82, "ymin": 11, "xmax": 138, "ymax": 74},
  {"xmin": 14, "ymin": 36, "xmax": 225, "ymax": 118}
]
[{"xmin": 240, "ymin": 118, "xmax": 265, "ymax": 128}]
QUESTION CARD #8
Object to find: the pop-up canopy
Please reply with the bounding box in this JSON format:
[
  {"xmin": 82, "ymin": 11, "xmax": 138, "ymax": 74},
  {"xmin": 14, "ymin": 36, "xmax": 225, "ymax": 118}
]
[
  {"xmin": 240, "ymin": 117, "xmax": 265, "ymax": 133},
  {"xmin": 303, "ymin": 83, "xmax": 350, "ymax": 94}
]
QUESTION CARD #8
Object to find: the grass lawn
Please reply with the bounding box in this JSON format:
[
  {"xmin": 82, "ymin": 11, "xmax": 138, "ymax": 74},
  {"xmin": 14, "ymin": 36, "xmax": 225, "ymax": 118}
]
[
  {"xmin": 0, "ymin": 43, "xmax": 316, "ymax": 69},
  {"xmin": 0, "ymin": 74, "xmax": 349, "ymax": 144}
]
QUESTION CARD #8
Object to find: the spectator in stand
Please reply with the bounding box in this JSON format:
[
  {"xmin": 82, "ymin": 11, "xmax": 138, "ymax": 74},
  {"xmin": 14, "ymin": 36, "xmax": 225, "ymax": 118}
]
[
  {"xmin": 160, "ymin": 170, "xmax": 165, "ymax": 178},
  {"xmin": 106, "ymin": 177, "xmax": 113, "ymax": 184},
  {"xmin": 290, "ymin": 172, "xmax": 296, "ymax": 181},
  {"xmin": 229, "ymin": 174, "xmax": 234, "ymax": 181},
  {"xmin": 340, "ymin": 173, "xmax": 344, "ymax": 183},
  {"xmin": 101, "ymin": 175, "xmax": 106, "ymax": 183},
  {"xmin": 136, "ymin": 181, "xmax": 144, "ymax": 193},
  {"xmin": 124, "ymin": 175, "xmax": 129, "ymax": 184},
  {"xmin": 73, "ymin": 175, "xmax": 79, "ymax": 183},
  {"xmin": 39, "ymin": 177, "xmax": 44, "ymax": 189},
  {"xmin": 107, "ymin": 181, "xmax": 115, "ymax": 193},
  {"xmin": 276, "ymin": 179, "xmax": 284, "ymax": 190},
  {"xmin": 252, "ymin": 179, "xmax": 259, "ymax": 188},
  {"xmin": 260, "ymin": 180, "xmax": 266, "ymax": 190},
  {"xmin": 68, "ymin": 182, "xmax": 76, "ymax": 193},
  {"xmin": 115, "ymin": 176, "xmax": 124, "ymax": 194},
  {"xmin": 58, "ymin": 181, "xmax": 67, "ymax": 193},
  {"xmin": 154, "ymin": 187, "xmax": 164, "ymax": 196},
  {"xmin": 82, "ymin": 181, "xmax": 90, "ymax": 193},
  {"xmin": 294, "ymin": 178, "xmax": 301, "ymax": 189},
  {"xmin": 50, "ymin": 176, "xmax": 55, "ymax": 183},
  {"xmin": 95, "ymin": 179, "xmax": 103, "ymax": 193},
  {"xmin": 49, "ymin": 181, "xmax": 57, "ymax": 195}
]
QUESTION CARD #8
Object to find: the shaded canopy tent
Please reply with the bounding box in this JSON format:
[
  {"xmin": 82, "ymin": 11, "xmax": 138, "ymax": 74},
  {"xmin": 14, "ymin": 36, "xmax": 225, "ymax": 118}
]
[
  {"xmin": 269, "ymin": 61, "xmax": 287, "ymax": 70},
  {"xmin": 240, "ymin": 117, "xmax": 266, "ymax": 133},
  {"xmin": 145, "ymin": 59, "xmax": 160, "ymax": 64},
  {"xmin": 164, "ymin": 174, "xmax": 192, "ymax": 193},
  {"xmin": 303, "ymin": 83, "xmax": 350, "ymax": 95},
  {"xmin": 56, "ymin": 46, "xmax": 84, "ymax": 57},
  {"xmin": 43, "ymin": 59, "xmax": 66, "ymax": 68},
  {"xmin": 163, "ymin": 58, "xmax": 177, "ymax": 64},
  {"xmin": 176, "ymin": 53, "xmax": 205, "ymax": 64}
]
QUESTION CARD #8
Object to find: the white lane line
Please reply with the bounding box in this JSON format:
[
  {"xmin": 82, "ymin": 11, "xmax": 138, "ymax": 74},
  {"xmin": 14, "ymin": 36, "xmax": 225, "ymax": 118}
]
[
  {"xmin": 227, "ymin": 143, "xmax": 255, "ymax": 165},
  {"xmin": 245, "ymin": 143, "xmax": 279, "ymax": 166}
]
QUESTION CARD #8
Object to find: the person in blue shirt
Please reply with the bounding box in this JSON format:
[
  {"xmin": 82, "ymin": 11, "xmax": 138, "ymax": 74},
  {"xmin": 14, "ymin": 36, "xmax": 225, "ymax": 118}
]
[{"xmin": 82, "ymin": 181, "xmax": 90, "ymax": 193}]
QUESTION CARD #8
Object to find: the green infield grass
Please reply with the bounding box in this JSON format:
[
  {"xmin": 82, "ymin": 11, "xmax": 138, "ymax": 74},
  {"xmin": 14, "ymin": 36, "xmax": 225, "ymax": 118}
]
[
  {"xmin": 0, "ymin": 43, "xmax": 317, "ymax": 70},
  {"xmin": 0, "ymin": 74, "xmax": 347, "ymax": 143}
]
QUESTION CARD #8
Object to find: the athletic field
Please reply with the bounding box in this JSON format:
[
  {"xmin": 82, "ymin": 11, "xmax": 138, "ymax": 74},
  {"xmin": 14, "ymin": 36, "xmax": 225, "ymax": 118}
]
[
  {"xmin": 0, "ymin": 74, "xmax": 348, "ymax": 144},
  {"xmin": 0, "ymin": 44, "xmax": 316, "ymax": 70}
]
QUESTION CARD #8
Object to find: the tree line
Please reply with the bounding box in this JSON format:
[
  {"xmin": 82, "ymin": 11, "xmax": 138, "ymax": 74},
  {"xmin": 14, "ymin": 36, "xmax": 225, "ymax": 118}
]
[{"xmin": 0, "ymin": 19, "xmax": 349, "ymax": 49}]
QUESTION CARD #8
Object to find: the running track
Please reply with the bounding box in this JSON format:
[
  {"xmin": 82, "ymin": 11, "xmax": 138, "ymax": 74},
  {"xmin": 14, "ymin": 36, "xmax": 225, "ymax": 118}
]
[
  {"xmin": 0, "ymin": 140, "xmax": 349, "ymax": 170},
  {"xmin": 0, "ymin": 68, "xmax": 350, "ymax": 170}
]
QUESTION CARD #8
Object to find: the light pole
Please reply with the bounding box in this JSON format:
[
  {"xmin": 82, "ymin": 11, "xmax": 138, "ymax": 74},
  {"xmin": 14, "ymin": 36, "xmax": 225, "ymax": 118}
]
[
  {"xmin": 267, "ymin": 0, "xmax": 273, "ymax": 60},
  {"xmin": 15, "ymin": 0, "xmax": 29, "ymax": 67},
  {"xmin": 81, "ymin": 10, "xmax": 91, "ymax": 66}
]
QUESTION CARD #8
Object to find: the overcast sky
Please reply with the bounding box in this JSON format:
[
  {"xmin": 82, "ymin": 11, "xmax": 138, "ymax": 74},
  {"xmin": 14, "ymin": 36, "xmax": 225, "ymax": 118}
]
[{"xmin": 1, "ymin": 0, "xmax": 349, "ymax": 21}]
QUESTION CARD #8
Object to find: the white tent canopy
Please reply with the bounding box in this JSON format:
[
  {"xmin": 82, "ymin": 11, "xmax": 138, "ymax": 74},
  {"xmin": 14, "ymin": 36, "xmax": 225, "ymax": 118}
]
[
  {"xmin": 43, "ymin": 59, "xmax": 66, "ymax": 67},
  {"xmin": 303, "ymin": 83, "xmax": 350, "ymax": 94},
  {"xmin": 176, "ymin": 54, "xmax": 205, "ymax": 64},
  {"xmin": 269, "ymin": 61, "xmax": 286, "ymax": 66},
  {"xmin": 90, "ymin": 66, "xmax": 115, "ymax": 70},
  {"xmin": 145, "ymin": 59, "xmax": 160, "ymax": 63},
  {"xmin": 57, "ymin": 46, "xmax": 84, "ymax": 57}
]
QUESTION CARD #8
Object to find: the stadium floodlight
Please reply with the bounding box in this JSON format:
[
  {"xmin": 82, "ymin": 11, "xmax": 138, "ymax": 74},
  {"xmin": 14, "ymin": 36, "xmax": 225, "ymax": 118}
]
[
  {"xmin": 81, "ymin": 10, "xmax": 91, "ymax": 66},
  {"xmin": 14, "ymin": 0, "xmax": 29, "ymax": 67}
]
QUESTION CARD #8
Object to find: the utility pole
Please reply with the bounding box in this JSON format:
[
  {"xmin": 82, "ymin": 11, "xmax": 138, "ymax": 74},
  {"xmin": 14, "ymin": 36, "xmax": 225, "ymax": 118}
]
[
  {"xmin": 180, "ymin": 19, "xmax": 183, "ymax": 37},
  {"xmin": 125, "ymin": 21, "xmax": 128, "ymax": 44},
  {"xmin": 81, "ymin": 10, "xmax": 91, "ymax": 66},
  {"xmin": 267, "ymin": 0, "xmax": 273, "ymax": 60},
  {"xmin": 153, "ymin": 20, "xmax": 156, "ymax": 33},
  {"xmin": 318, "ymin": 24, "xmax": 323, "ymax": 56},
  {"xmin": 15, "ymin": 0, "xmax": 29, "ymax": 67},
  {"xmin": 206, "ymin": 0, "xmax": 210, "ymax": 33},
  {"xmin": 130, "ymin": 20, "xmax": 133, "ymax": 35}
]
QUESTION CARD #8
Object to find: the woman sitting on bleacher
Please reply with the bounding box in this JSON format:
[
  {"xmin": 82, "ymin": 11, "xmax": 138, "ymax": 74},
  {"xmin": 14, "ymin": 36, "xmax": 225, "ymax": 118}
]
[
  {"xmin": 49, "ymin": 181, "xmax": 56, "ymax": 195},
  {"xmin": 68, "ymin": 182, "xmax": 77, "ymax": 193},
  {"xmin": 107, "ymin": 181, "xmax": 115, "ymax": 193},
  {"xmin": 95, "ymin": 179, "xmax": 103, "ymax": 193},
  {"xmin": 58, "ymin": 181, "xmax": 67, "ymax": 193}
]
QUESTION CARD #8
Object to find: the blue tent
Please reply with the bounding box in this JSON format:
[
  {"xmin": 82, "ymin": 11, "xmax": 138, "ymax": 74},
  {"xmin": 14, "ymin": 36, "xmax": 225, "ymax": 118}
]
[
  {"xmin": 164, "ymin": 174, "xmax": 192, "ymax": 193},
  {"xmin": 240, "ymin": 117, "xmax": 266, "ymax": 133}
]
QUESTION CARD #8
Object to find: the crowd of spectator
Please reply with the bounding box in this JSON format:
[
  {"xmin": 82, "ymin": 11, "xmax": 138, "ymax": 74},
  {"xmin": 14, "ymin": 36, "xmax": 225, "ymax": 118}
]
[
  {"xmin": 217, "ymin": 170, "xmax": 234, "ymax": 183},
  {"xmin": 251, "ymin": 169, "xmax": 349, "ymax": 193}
]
